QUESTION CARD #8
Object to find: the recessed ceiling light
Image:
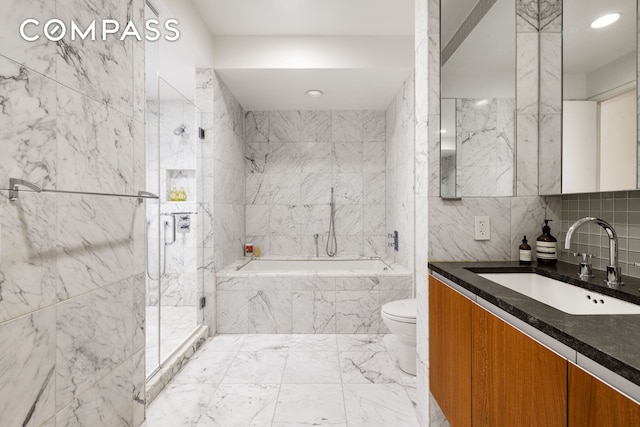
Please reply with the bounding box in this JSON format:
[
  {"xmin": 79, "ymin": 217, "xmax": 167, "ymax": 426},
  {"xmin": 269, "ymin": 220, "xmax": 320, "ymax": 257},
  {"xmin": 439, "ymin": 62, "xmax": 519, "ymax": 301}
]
[
  {"xmin": 440, "ymin": 129, "xmax": 447, "ymax": 134},
  {"xmin": 590, "ymin": 13, "xmax": 621, "ymax": 29},
  {"xmin": 476, "ymin": 99, "xmax": 489, "ymax": 106},
  {"xmin": 306, "ymin": 90, "xmax": 323, "ymax": 98}
]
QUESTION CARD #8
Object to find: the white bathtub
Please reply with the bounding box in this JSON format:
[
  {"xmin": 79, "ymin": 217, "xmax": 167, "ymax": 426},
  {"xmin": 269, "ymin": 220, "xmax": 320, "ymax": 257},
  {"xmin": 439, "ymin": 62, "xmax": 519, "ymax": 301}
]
[{"xmin": 237, "ymin": 258, "xmax": 390, "ymax": 274}]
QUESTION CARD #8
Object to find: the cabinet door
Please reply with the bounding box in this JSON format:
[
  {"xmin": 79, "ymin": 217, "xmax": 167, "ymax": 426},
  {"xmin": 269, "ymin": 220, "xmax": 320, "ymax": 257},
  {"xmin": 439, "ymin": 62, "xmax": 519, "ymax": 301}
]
[
  {"xmin": 472, "ymin": 304, "xmax": 567, "ymax": 427},
  {"xmin": 429, "ymin": 276, "xmax": 472, "ymax": 427},
  {"xmin": 569, "ymin": 362, "xmax": 640, "ymax": 427}
]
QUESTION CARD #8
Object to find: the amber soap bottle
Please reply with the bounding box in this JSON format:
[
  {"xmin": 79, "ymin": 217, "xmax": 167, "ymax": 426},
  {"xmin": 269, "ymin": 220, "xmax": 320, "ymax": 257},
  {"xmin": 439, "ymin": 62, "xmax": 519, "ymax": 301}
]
[{"xmin": 536, "ymin": 219, "xmax": 557, "ymax": 265}]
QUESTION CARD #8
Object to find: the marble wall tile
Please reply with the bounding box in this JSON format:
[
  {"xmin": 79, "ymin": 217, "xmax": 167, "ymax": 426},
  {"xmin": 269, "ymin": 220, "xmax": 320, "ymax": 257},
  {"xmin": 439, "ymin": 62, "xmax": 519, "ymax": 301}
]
[
  {"xmin": 363, "ymin": 204, "xmax": 386, "ymax": 236},
  {"xmin": 56, "ymin": 356, "xmax": 134, "ymax": 427},
  {"xmin": 246, "ymin": 204, "xmax": 270, "ymax": 236},
  {"xmin": 271, "ymin": 110, "xmax": 301, "ymax": 142},
  {"xmin": 0, "ymin": 308, "xmax": 56, "ymax": 427},
  {"xmin": 292, "ymin": 291, "xmax": 336, "ymax": 333},
  {"xmin": 0, "ymin": 195, "xmax": 59, "ymax": 324},
  {"xmin": 337, "ymin": 277, "xmax": 380, "ymax": 291},
  {"xmin": 538, "ymin": 114, "xmax": 562, "ymax": 195},
  {"xmin": 539, "ymin": 33, "xmax": 562, "ymax": 116},
  {"xmin": 300, "ymin": 142, "xmax": 332, "ymax": 173},
  {"xmin": 216, "ymin": 291, "xmax": 248, "ymax": 333},
  {"xmin": 363, "ymin": 110, "xmax": 386, "ymax": 142},
  {"xmin": 248, "ymin": 290, "xmax": 292, "ymax": 333},
  {"xmin": 0, "ymin": 0, "xmax": 56, "ymax": 75},
  {"xmin": 364, "ymin": 235, "xmax": 386, "ymax": 257},
  {"xmin": 336, "ymin": 291, "xmax": 380, "ymax": 334},
  {"xmin": 516, "ymin": 33, "xmax": 540, "ymax": 116},
  {"xmin": 539, "ymin": 0, "xmax": 561, "ymax": 32},
  {"xmin": 56, "ymin": 0, "xmax": 133, "ymax": 116},
  {"xmin": 56, "ymin": 279, "xmax": 135, "ymax": 410},
  {"xmin": 246, "ymin": 173, "xmax": 270, "ymax": 205},
  {"xmin": 429, "ymin": 197, "xmax": 511, "ymax": 261},
  {"xmin": 516, "ymin": 113, "xmax": 539, "ymax": 196},
  {"xmin": 57, "ymin": 85, "xmax": 135, "ymax": 193},
  {"xmin": 0, "ymin": 56, "xmax": 57, "ymax": 189},
  {"xmin": 333, "ymin": 141, "xmax": 364, "ymax": 174},
  {"xmin": 56, "ymin": 196, "xmax": 134, "ymax": 299},
  {"xmin": 245, "ymin": 111, "xmax": 270, "ymax": 142},
  {"xmin": 332, "ymin": 111, "xmax": 363, "ymax": 142},
  {"xmin": 301, "ymin": 110, "xmax": 331, "ymax": 141},
  {"xmin": 269, "ymin": 142, "xmax": 300, "ymax": 173},
  {"xmin": 517, "ymin": 0, "xmax": 539, "ymax": 31},
  {"xmin": 132, "ymin": 349, "xmax": 145, "ymax": 427},
  {"xmin": 363, "ymin": 141, "xmax": 386, "ymax": 173},
  {"xmin": 270, "ymin": 173, "xmax": 301, "ymax": 205},
  {"xmin": 244, "ymin": 109, "xmax": 384, "ymax": 258},
  {"xmin": 292, "ymin": 277, "xmax": 336, "ymax": 291}
]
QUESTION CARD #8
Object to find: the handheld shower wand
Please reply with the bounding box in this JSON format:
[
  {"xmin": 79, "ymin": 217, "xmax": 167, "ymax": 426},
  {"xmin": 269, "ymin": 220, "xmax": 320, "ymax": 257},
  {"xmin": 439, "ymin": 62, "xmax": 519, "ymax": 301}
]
[{"xmin": 326, "ymin": 187, "xmax": 337, "ymax": 257}]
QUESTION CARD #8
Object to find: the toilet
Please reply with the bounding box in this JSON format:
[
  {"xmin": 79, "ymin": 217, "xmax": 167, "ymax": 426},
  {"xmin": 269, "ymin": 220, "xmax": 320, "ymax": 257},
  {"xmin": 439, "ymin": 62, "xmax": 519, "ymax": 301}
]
[{"xmin": 381, "ymin": 298, "xmax": 417, "ymax": 375}]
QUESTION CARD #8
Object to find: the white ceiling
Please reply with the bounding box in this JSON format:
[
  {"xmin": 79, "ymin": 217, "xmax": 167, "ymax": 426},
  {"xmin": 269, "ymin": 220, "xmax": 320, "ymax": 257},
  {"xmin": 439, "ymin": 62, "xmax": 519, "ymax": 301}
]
[{"xmin": 190, "ymin": 0, "xmax": 415, "ymax": 110}]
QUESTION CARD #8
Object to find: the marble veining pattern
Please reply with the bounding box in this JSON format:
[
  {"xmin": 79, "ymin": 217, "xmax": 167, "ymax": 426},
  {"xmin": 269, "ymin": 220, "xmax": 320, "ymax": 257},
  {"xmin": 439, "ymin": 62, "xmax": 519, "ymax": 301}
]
[
  {"xmin": 1, "ymin": 0, "xmax": 146, "ymax": 425},
  {"xmin": 244, "ymin": 110, "xmax": 385, "ymax": 260},
  {"xmin": 216, "ymin": 265, "xmax": 411, "ymax": 334},
  {"xmin": 144, "ymin": 334, "xmax": 418, "ymax": 427}
]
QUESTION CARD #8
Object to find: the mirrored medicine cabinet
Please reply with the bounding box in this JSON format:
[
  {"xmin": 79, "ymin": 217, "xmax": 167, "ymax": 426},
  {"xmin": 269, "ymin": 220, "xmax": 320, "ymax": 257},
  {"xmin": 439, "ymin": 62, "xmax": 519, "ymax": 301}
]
[
  {"xmin": 560, "ymin": 0, "xmax": 638, "ymax": 194},
  {"xmin": 440, "ymin": 0, "xmax": 516, "ymax": 198}
]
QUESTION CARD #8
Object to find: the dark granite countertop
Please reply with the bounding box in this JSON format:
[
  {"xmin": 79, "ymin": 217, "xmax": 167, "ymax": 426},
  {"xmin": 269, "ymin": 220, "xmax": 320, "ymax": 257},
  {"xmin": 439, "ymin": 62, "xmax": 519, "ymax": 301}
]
[{"xmin": 428, "ymin": 261, "xmax": 640, "ymax": 387}]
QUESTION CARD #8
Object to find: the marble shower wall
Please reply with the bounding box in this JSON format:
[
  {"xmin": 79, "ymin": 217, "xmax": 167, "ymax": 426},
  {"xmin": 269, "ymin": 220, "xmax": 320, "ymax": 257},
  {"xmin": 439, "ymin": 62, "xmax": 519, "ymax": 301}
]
[
  {"xmin": 0, "ymin": 0, "xmax": 146, "ymax": 425},
  {"xmin": 146, "ymin": 99, "xmax": 198, "ymax": 307},
  {"xmin": 386, "ymin": 73, "xmax": 416, "ymax": 270},
  {"xmin": 195, "ymin": 69, "xmax": 246, "ymax": 334},
  {"xmin": 244, "ymin": 110, "xmax": 387, "ymax": 258},
  {"xmin": 456, "ymin": 98, "xmax": 515, "ymax": 197}
]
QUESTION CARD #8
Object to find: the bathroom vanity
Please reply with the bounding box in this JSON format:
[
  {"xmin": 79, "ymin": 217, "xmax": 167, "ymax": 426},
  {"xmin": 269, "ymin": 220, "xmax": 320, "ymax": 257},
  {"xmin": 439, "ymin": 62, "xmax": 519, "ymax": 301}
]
[{"xmin": 428, "ymin": 261, "xmax": 640, "ymax": 426}]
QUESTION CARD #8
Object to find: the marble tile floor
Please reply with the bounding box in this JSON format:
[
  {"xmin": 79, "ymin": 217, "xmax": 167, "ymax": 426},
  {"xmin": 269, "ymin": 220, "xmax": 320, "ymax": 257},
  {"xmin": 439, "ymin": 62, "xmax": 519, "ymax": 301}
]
[
  {"xmin": 146, "ymin": 305, "xmax": 199, "ymax": 377},
  {"xmin": 144, "ymin": 334, "xmax": 419, "ymax": 426}
]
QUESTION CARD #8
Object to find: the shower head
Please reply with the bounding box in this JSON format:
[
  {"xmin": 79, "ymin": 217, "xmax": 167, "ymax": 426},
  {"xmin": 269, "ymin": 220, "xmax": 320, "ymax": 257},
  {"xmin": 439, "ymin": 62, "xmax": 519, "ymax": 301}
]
[{"xmin": 173, "ymin": 124, "xmax": 186, "ymax": 136}]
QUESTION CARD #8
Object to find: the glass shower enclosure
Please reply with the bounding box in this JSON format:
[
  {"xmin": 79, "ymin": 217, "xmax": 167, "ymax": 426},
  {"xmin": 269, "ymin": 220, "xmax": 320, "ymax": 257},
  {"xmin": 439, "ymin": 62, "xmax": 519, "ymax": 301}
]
[{"xmin": 145, "ymin": 19, "xmax": 203, "ymax": 377}]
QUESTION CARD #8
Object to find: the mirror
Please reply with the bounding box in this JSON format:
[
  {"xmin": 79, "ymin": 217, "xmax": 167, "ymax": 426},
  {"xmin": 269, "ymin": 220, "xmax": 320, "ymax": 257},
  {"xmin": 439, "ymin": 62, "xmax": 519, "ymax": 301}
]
[
  {"xmin": 440, "ymin": 0, "xmax": 516, "ymax": 198},
  {"xmin": 562, "ymin": 0, "xmax": 637, "ymax": 193}
]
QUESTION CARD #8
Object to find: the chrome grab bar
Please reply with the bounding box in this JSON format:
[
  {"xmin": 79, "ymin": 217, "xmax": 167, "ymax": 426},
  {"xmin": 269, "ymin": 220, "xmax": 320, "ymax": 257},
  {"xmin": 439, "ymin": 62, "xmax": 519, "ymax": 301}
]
[{"xmin": 5, "ymin": 178, "xmax": 159, "ymax": 204}]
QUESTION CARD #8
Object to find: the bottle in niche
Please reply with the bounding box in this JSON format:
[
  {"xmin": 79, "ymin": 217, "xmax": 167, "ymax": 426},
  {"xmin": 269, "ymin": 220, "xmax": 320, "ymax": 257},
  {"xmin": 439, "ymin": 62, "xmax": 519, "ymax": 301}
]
[
  {"xmin": 536, "ymin": 219, "xmax": 557, "ymax": 265},
  {"xmin": 169, "ymin": 186, "xmax": 178, "ymax": 202},
  {"xmin": 519, "ymin": 236, "xmax": 532, "ymax": 265}
]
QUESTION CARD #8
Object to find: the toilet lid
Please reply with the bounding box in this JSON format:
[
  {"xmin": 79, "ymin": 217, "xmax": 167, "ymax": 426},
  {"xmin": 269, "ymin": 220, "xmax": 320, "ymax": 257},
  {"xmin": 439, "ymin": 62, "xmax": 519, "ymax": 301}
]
[{"xmin": 382, "ymin": 299, "xmax": 416, "ymax": 323}]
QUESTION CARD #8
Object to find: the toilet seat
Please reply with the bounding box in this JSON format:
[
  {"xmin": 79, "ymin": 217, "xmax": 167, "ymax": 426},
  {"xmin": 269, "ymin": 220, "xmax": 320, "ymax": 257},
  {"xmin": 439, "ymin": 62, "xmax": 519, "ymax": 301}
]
[{"xmin": 381, "ymin": 299, "xmax": 416, "ymax": 324}]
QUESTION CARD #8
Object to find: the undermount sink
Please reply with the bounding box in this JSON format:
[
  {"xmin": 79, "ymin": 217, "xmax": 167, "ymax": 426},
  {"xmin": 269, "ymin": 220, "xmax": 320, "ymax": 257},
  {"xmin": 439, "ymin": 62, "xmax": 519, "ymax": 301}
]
[{"xmin": 478, "ymin": 273, "xmax": 640, "ymax": 315}]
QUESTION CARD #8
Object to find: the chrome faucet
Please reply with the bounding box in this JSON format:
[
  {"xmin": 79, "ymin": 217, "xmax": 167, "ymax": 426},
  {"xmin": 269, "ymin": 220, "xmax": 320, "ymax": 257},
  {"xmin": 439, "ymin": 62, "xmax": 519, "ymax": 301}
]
[{"xmin": 564, "ymin": 217, "xmax": 622, "ymax": 287}]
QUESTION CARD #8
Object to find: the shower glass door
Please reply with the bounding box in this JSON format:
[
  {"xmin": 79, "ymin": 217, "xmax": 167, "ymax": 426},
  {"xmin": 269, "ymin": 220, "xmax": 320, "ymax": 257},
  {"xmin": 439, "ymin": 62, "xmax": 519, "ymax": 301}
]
[{"xmin": 157, "ymin": 77, "xmax": 201, "ymax": 365}]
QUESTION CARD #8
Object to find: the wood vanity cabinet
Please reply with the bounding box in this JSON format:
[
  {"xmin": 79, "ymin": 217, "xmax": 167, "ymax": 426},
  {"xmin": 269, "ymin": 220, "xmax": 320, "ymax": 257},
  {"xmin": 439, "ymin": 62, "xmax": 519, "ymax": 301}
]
[
  {"xmin": 471, "ymin": 303, "xmax": 567, "ymax": 427},
  {"xmin": 569, "ymin": 363, "xmax": 640, "ymax": 427},
  {"xmin": 429, "ymin": 275, "xmax": 472, "ymax": 427},
  {"xmin": 429, "ymin": 276, "xmax": 566, "ymax": 426}
]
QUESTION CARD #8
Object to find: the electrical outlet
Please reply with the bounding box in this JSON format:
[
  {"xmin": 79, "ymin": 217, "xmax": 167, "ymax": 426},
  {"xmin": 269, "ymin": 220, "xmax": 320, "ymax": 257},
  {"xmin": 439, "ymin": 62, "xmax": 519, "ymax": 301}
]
[{"xmin": 475, "ymin": 216, "xmax": 490, "ymax": 241}]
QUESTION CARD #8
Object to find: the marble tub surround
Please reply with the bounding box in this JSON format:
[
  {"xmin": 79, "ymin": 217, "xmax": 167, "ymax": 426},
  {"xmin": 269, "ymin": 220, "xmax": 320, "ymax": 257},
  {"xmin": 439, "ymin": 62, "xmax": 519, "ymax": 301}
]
[
  {"xmin": 0, "ymin": 0, "xmax": 146, "ymax": 424},
  {"xmin": 429, "ymin": 261, "xmax": 640, "ymax": 388},
  {"xmin": 244, "ymin": 109, "xmax": 387, "ymax": 258},
  {"xmin": 216, "ymin": 258, "xmax": 412, "ymax": 334},
  {"xmin": 144, "ymin": 334, "xmax": 418, "ymax": 427}
]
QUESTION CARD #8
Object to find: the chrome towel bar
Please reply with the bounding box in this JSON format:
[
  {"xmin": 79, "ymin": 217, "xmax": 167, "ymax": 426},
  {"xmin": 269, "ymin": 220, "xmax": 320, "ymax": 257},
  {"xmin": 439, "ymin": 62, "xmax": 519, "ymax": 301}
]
[{"xmin": 5, "ymin": 178, "xmax": 159, "ymax": 204}]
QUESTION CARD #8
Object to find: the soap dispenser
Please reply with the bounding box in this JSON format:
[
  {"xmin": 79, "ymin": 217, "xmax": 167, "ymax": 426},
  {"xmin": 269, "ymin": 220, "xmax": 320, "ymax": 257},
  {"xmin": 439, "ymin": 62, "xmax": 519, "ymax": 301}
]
[
  {"xmin": 519, "ymin": 236, "xmax": 532, "ymax": 265},
  {"xmin": 536, "ymin": 219, "xmax": 557, "ymax": 265}
]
